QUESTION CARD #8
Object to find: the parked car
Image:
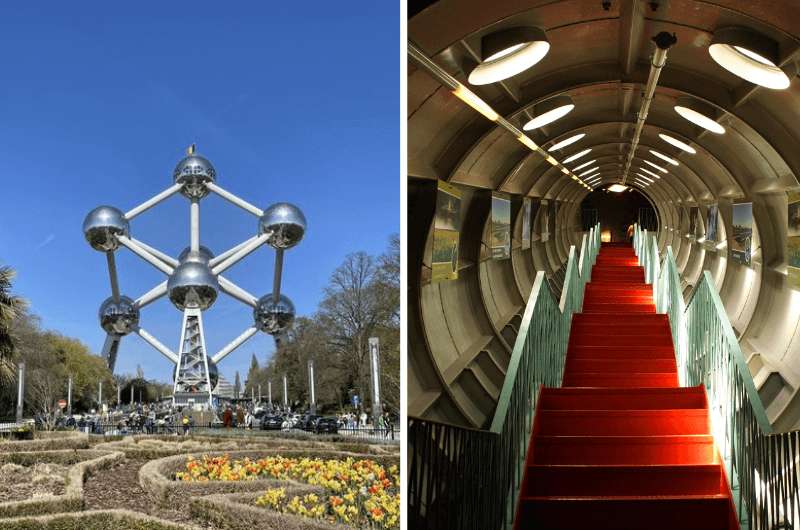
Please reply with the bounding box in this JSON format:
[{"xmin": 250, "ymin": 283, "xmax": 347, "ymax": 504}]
[
  {"xmin": 300, "ymin": 414, "xmax": 321, "ymax": 431},
  {"xmin": 260, "ymin": 415, "xmax": 284, "ymax": 430},
  {"xmin": 314, "ymin": 417, "xmax": 339, "ymax": 434}
]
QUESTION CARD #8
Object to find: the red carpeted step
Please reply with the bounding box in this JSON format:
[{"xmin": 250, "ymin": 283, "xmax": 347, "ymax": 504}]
[
  {"xmin": 563, "ymin": 371, "xmax": 679, "ymax": 387},
  {"xmin": 531, "ymin": 435, "xmax": 717, "ymax": 465},
  {"xmin": 517, "ymin": 495, "xmax": 731, "ymax": 530},
  {"xmin": 572, "ymin": 312, "xmax": 669, "ymax": 326},
  {"xmin": 537, "ymin": 409, "xmax": 710, "ymax": 436},
  {"xmin": 538, "ymin": 387, "xmax": 707, "ymax": 410},
  {"xmin": 567, "ymin": 344, "xmax": 676, "ymax": 359},
  {"xmin": 565, "ymin": 358, "xmax": 677, "ymax": 373},
  {"xmin": 582, "ymin": 302, "xmax": 655, "ymax": 313},
  {"xmin": 525, "ymin": 463, "xmax": 724, "ymax": 496},
  {"xmin": 569, "ymin": 329, "xmax": 673, "ymax": 347}
]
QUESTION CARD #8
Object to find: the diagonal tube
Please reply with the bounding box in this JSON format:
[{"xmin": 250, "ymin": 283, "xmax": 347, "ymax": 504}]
[
  {"xmin": 207, "ymin": 182, "xmax": 263, "ymax": 217},
  {"xmin": 125, "ymin": 183, "xmax": 183, "ymax": 219}
]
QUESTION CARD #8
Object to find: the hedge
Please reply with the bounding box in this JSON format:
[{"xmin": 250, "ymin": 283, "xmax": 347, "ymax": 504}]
[
  {"xmin": 190, "ymin": 490, "xmax": 349, "ymax": 530},
  {"xmin": 139, "ymin": 449, "xmax": 400, "ymax": 506},
  {"xmin": 0, "ymin": 450, "xmax": 124, "ymax": 519},
  {"xmin": 0, "ymin": 509, "xmax": 198, "ymax": 529},
  {"xmin": 0, "ymin": 432, "xmax": 89, "ymax": 453}
]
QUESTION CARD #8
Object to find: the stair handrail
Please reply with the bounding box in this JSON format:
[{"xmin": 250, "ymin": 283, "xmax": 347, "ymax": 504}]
[
  {"xmin": 637, "ymin": 228, "xmax": 792, "ymax": 529},
  {"xmin": 407, "ymin": 223, "xmax": 600, "ymax": 530}
]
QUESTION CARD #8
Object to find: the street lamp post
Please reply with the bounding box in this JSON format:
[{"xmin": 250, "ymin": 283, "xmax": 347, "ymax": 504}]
[{"xmin": 368, "ymin": 337, "xmax": 382, "ymax": 427}]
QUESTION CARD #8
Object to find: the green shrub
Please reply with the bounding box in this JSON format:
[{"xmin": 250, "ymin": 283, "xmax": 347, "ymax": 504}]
[{"xmin": 0, "ymin": 509, "xmax": 196, "ymax": 529}]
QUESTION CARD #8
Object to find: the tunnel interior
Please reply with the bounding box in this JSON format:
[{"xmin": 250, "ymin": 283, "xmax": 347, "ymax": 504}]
[
  {"xmin": 407, "ymin": 0, "xmax": 800, "ymax": 433},
  {"xmin": 581, "ymin": 186, "xmax": 657, "ymax": 242}
]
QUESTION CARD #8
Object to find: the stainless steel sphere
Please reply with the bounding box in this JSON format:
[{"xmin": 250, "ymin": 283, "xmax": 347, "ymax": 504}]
[
  {"xmin": 253, "ymin": 294, "xmax": 295, "ymax": 335},
  {"xmin": 83, "ymin": 206, "xmax": 129, "ymax": 251},
  {"xmin": 173, "ymin": 154, "xmax": 216, "ymax": 199},
  {"xmin": 167, "ymin": 261, "xmax": 219, "ymax": 311},
  {"xmin": 258, "ymin": 203, "xmax": 306, "ymax": 249},
  {"xmin": 178, "ymin": 245, "xmax": 214, "ymax": 264},
  {"xmin": 98, "ymin": 296, "xmax": 139, "ymax": 336}
]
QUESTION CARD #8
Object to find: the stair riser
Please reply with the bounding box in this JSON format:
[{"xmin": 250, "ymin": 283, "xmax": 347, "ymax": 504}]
[
  {"xmin": 532, "ymin": 437, "xmax": 716, "ymax": 465},
  {"xmin": 538, "ymin": 410, "xmax": 710, "ymax": 436},
  {"xmin": 526, "ymin": 465, "xmax": 723, "ymax": 496},
  {"xmin": 540, "ymin": 388, "xmax": 706, "ymax": 410},
  {"xmin": 582, "ymin": 304, "xmax": 655, "ymax": 313},
  {"xmin": 518, "ymin": 497, "xmax": 730, "ymax": 530}
]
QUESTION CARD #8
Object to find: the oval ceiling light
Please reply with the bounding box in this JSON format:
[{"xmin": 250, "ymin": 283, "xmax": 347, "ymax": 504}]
[
  {"xmin": 523, "ymin": 95, "xmax": 575, "ymax": 130},
  {"xmin": 650, "ymin": 150, "xmax": 680, "ymax": 166},
  {"xmin": 548, "ymin": 133, "xmax": 585, "ymax": 151},
  {"xmin": 659, "ymin": 133, "xmax": 696, "ymax": 154},
  {"xmin": 638, "ymin": 167, "xmax": 662, "ymax": 179},
  {"xmin": 608, "ymin": 184, "xmax": 629, "ymax": 193},
  {"xmin": 643, "ymin": 159, "xmax": 668, "ymax": 173},
  {"xmin": 708, "ymin": 27, "xmax": 790, "ymax": 89},
  {"xmin": 572, "ymin": 159, "xmax": 596, "ymax": 172},
  {"xmin": 674, "ymin": 97, "xmax": 726, "ymax": 134},
  {"xmin": 468, "ymin": 27, "xmax": 550, "ymax": 85},
  {"xmin": 562, "ymin": 147, "xmax": 591, "ymax": 164}
]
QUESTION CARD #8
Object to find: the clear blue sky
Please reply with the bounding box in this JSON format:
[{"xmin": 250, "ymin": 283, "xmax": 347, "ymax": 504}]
[{"xmin": 0, "ymin": 3, "xmax": 399, "ymax": 386}]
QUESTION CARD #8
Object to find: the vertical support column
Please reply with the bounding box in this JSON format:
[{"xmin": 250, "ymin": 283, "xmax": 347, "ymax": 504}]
[
  {"xmin": 268, "ymin": 381, "xmax": 272, "ymax": 408},
  {"xmin": 67, "ymin": 375, "xmax": 73, "ymax": 416},
  {"xmin": 368, "ymin": 337, "xmax": 382, "ymax": 426},
  {"xmin": 15, "ymin": 363, "xmax": 25, "ymax": 423},
  {"xmin": 258, "ymin": 384, "xmax": 262, "ymax": 403},
  {"xmin": 116, "ymin": 384, "xmax": 121, "ymax": 409},
  {"xmin": 98, "ymin": 381, "xmax": 103, "ymax": 408},
  {"xmin": 251, "ymin": 387, "xmax": 255, "ymax": 403},
  {"xmin": 190, "ymin": 198, "xmax": 200, "ymax": 252},
  {"xmin": 308, "ymin": 359, "xmax": 316, "ymax": 415},
  {"xmin": 173, "ymin": 308, "xmax": 213, "ymax": 408},
  {"xmin": 273, "ymin": 249, "xmax": 284, "ymax": 301},
  {"xmin": 282, "ymin": 374, "xmax": 288, "ymax": 411},
  {"xmin": 130, "ymin": 384, "xmax": 134, "ymax": 406}
]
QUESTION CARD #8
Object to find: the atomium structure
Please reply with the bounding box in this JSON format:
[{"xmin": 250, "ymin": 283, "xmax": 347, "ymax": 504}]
[{"xmin": 83, "ymin": 146, "xmax": 306, "ymax": 407}]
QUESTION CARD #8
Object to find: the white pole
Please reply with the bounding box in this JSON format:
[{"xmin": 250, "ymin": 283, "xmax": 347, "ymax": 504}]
[
  {"xmin": 217, "ymin": 277, "xmax": 258, "ymax": 307},
  {"xmin": 116, "ymin": 384, "xmax": 120, "ymax": 408},
  {"xmin": 125, "ymin": 183, "xmax": 183, "ymax": 219},
  {"xmin": 272, "ymin": 249, "xmax": 284, "ymax": 302},
  {"xmin": 258, "ymin": 384, "xmax": 262, "ymax": 403},
  {"xmin": 136, "ymin": 328, "xmax": 180, "ymax": 364},
  {"xmin": 368, "ymin": 337, "xmax": 383, "ymax": 425},
  {"xmin": 268, "ymin": 381, "xmax": 272, "ymax": 408},
  {"xmin": 15, "ymin": 363, "xmax": 24, "ymax": 423},
  {"xmin": 67, "ymin": 376, "xmax": 73, "ymax": 416},
  {"xmin": 128, "ymin": 239, "xmax": 178, "ymax": 267},
  {"xmin": 283, "ymin": 374, "xmax": 288, "ymax": 410},
  {"xmin": 206, "ymin": 182, "xmax": 264, "ymax": 217},
  {"xmin": 98, "ymin": 381, "xmax": 103, "ymax": 407},
  {"xmin": 308, "ymin": 359, "xmax": 316, "ymax": 414},
  {"xmin": 209, "ymin": 235, "xmax": 261, "ymax": 268},
  {"xmin": 135, "ymin": 281, "xmax": 168, "ymax": 308},
  {"xmin": 190, "ymin": 198, "xmax": 200, "ymax": 252}
]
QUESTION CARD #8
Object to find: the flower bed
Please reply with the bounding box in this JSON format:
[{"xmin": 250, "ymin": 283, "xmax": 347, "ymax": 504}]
[
  {"xmin": 177, "ymin": 454, "xmax": 399, "ymax": 528},
  {"xmin": 0, "ymin": 450, "xmax": 124, "ymax": 519}
]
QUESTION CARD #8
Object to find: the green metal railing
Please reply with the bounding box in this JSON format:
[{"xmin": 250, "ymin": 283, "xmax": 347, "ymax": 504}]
[
  {"xmin": 408, "ymin": 224, "xmax": 600, "ymax": 530},
  {"xmin": 635, "ymin": 225, "xmax": 798, "ymax": 530}
]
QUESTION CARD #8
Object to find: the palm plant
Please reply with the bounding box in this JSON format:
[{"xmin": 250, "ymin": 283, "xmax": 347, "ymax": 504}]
[{"xmin": 0, "ymin": 266, "xmax": 27, "ymax": 383}]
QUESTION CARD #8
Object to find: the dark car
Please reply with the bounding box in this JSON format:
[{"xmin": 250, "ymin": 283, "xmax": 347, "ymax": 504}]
[
  {"xmin": 314, "ymin": 417, "xmax": 338, "ymax": 434},
  {"xmin": 260, "ymin": 415, "xmax": 283, "ymax": 430},
  {"xmin": 300, "ymin": 414, "xmax": 321, "ymax": 431}
]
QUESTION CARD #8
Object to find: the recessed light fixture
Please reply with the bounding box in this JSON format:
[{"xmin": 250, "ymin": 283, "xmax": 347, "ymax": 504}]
[
  {"xmin": 548, "ymin": 133, "xmax": 585, "ymax": 151},
  {"xmin": 638, "ymin": 167, "xmax": 662, "ymax": 179},
  {"xmin": 709, "ymin": 27, "xmax": 790, "ymax": 89},
  {"xmin": 650, "ymin": 150, "xmax": 680, "ymax": 166},
  {"xmin": 523, "ymin": 95, "xmax": 575, "ymax": 130},
  {"xmin": 572, "ymin": 159, "xmax": 596, "ymax": 172},
  {"xmin": 643, "ymin": 159, "xmax": 668, "ymax": 173},
  {"xmin": 633, "ymin": 179, "xmax": 650, "ymax": 188},
  {"xmin": 579, "ymin": 167, "xmax": 599, "ymax": 177},
  {"xmin": 674, "ymin": 98, "xmax": 725, "ymax": 134},
  {"xmin": 659, "ymin": 133, "xmax": 696, "ymax": 154},
  {"xmin": 636, "ymin": 173, "xmax": 655, "ymax": 183},
  {"xmin": 469, "ymin": 27, "xmax": 551, "ymax": 85},
  {"xmin": 562, "ymin": 148, "xmax": 591, "ymax": 164},
  {"xmin": 608, "ymin": 184, "xmax": 628, "ymax": 193}
]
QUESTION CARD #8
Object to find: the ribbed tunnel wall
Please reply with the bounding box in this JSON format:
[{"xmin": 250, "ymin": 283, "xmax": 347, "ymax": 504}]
[{"xmin": 408, "ymin": 0, "xmax": 800, "ymax": 431}]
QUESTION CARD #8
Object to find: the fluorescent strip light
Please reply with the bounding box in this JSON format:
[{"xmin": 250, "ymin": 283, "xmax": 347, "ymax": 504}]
[
  {"xmin": 548, "ymin": 133, "xmax": 585, "ymax": 151},
  {"xmin": 563, "ymin": 148, "xmax": 592, "ymax": 164},
  {"xmin": 572, "ymin": 159, "xmax": 596, "ymax": 172},
  {"xmin": 659, "ymin": 133, "xmax": 696, "ymax": 154},
  {"xmin": 674, "ymin": 105, "xmax": 725, "ymax": 134},
  {"xmin": 643, "ymin": 159, "xmax": 668, "ymax": 173},
  {"xmin": 650, "ymin": 150, "xmax": 680, "ymax": 166},
  {"xmin": 452, "ymin": 85, "xmax": 499, "ymax": 121},
  {"xmin": 638, "ymin": 167, "xmax": 661, "ymax": 179},
  {"xmin": 635, "ymin": 173, "xmax": 655, "ymax": 183},
  {"xmin": 579, "ymin": 167, "xmax": 599, "ymax": 177}
]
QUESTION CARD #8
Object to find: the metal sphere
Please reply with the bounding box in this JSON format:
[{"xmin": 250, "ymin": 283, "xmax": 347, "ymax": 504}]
[
  {"xmin": 98, "ymin": 296, "xmax": 139, "ymax": 336},
  {"xmin": 167, "ymin": 261, "xmax": 219, "ymax": 311},
  {"xmin": 253, "ymin": 294, "xmax": 295, "ymax": 335},
  {"xmin": 178, "ymin": 245, "xmax": 214, "ymax": 264},
  {"xmin": 83, "ymin": 206, "xmax": 129, "ymax": 251},
  {"xmin": 258, "ymin": 203, "xmax": 306, "ymax": 249},
  {"xmin": 173, "ymin": 154, "xmax": 216, "ymax": 199}
]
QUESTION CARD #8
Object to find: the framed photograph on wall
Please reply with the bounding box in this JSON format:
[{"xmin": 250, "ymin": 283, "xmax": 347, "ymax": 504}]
[{"xmin": 432, "ymin": 180, "xmax": 461, "ymax": 281}]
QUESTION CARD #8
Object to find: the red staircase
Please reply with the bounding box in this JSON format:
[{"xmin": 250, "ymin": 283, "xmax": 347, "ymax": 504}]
[{"xmin": 515, "ymin": 242, "xmax": 739, "ymax": 530}]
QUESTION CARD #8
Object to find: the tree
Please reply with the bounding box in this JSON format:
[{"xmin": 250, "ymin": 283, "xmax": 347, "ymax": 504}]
[{"xmin": 0, "ymin": 266, "xmax": 27, "ymax": 386}]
